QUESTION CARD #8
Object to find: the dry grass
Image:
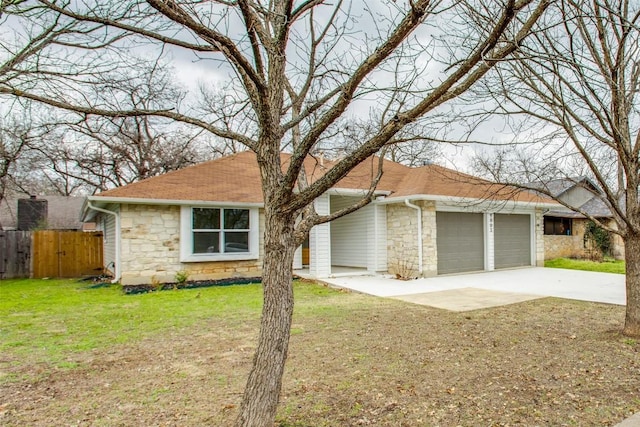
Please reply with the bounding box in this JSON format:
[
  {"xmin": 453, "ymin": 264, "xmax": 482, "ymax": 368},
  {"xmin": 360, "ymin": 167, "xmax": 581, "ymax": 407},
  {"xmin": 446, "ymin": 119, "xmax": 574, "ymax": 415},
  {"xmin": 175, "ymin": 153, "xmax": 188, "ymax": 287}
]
[{"xmin": 1, "ymin": 280, "xmax": 638, "ymax": 426}]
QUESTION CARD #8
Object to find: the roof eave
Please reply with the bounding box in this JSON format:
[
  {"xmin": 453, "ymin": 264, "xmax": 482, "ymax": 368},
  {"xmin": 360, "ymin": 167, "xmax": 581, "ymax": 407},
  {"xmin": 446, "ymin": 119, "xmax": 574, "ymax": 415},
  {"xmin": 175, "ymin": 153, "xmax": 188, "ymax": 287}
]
[
  {"xmin": 376, "ymin": 194, "xmax": 560, "ymax": 210},
  {"xmin": 85, "ymin": 195, "xmax": 264, "ymax": 213},
  {"xmin": 325, "ymin": 188, "xmax": 392, "ymax": 197}
]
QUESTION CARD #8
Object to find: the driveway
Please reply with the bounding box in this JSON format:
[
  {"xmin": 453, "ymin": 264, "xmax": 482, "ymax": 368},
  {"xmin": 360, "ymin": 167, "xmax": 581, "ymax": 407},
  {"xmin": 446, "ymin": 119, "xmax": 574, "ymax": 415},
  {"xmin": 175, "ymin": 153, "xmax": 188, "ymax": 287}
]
[{"xmin": 321, "ymin": 267, "xmax": 626, "ymax": 311}]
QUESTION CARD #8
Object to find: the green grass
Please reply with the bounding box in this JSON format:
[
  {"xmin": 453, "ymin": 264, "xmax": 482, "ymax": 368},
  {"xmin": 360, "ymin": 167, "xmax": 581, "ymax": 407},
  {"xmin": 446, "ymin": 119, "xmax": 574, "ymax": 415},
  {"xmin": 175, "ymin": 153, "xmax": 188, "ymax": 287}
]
[
  {"xmin": 0, "ymin": 278, "xmax": 339, "ymax": 369},
  {"xmin": 545, "ymin": 257, "xmax": 626, "ymax": 274}
]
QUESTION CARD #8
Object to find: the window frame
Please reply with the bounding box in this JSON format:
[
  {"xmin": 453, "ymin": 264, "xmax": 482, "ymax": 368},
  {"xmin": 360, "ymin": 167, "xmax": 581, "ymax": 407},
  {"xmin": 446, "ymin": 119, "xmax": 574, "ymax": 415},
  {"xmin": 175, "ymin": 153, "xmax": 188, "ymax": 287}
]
[
  {"xmin": 543, "ymin": 216, "xmax": 573, "ymax": 236},
  {"xmin": 180, "ymin": 206, "xmax": 259, "ymax": 262}
]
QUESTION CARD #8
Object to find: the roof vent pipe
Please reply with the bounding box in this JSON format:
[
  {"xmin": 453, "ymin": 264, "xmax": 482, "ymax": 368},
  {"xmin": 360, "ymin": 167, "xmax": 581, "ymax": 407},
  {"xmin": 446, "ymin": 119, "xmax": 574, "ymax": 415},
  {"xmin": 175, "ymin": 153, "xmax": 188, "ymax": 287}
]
[{"xmin": 404, "ymin": 199, "xmax": 423, "ymax": 276}]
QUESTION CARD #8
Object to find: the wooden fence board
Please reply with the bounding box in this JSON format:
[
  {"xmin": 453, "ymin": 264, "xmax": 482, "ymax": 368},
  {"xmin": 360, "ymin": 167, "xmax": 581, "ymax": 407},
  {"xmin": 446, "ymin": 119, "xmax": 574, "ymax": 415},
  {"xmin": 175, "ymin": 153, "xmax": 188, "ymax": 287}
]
[
  {"xmin": 0, "ymin": 230, "xmax": 103, "ymax": 279},
  {"xmin": 32, "ymin": 230, "xmax": 58, "ymax": 278},
  {"xmin": 0, "ymin": 230, "xmax": 32, "ymax": 279},
  {"xmin": 59, "ymin": 231, "xmax": 104, "ymax": 277},
  {"xmin": 32, "ymin": 231, "xmax": 103, "ymax": 278}
]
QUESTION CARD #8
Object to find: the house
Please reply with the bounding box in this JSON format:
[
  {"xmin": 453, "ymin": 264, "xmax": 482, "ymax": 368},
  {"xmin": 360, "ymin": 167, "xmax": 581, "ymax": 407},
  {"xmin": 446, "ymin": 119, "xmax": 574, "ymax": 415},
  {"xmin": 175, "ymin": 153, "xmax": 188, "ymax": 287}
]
[
  {"xmin": 0, "ymin": 195, "xmax": 94, "ymax": 231},
  {"xmin": 82, "ymin": 151, "xmax": 557, "ymax": 285},
  {"xmin": 539, "ymin": 177, "xmax": 624, "ymax": 259}
]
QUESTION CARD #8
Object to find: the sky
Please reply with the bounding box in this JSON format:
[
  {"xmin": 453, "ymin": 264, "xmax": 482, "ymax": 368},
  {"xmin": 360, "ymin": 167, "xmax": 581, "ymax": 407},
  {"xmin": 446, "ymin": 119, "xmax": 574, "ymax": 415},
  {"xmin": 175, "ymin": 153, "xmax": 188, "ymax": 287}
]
[{"xmin": 1, "ymin": 0, "xmax": 523, "ymax": 174}]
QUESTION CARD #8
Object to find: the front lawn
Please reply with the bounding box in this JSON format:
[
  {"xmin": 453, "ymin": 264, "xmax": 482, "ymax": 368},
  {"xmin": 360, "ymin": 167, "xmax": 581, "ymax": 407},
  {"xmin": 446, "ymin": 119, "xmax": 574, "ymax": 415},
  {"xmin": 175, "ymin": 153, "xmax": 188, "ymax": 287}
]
[
  {"xmin": 1, "ymin": 278, "xmax": 638, "ymax": 426},
  {"xmin": 545, "ymin": 257, "xmax": 626, "ymax": 274}
]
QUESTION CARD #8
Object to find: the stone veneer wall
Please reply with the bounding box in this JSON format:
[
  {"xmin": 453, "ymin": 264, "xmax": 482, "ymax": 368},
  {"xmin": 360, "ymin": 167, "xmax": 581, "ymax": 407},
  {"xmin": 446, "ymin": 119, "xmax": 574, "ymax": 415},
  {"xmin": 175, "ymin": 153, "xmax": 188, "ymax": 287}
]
[
  {"xmin": 386, "ymin": 201, "xmax": 437, "ymax": 278},
  {"xmin": 543, "ymin": 219, "xmax": 586, "ymax": 260},
  {"xmin": 119, "ymin": 204, "xmax": 264, "ymax": 285},
  {"xmin": 544, "ymin": 218, "xmax": 625, "ymax": 260}
]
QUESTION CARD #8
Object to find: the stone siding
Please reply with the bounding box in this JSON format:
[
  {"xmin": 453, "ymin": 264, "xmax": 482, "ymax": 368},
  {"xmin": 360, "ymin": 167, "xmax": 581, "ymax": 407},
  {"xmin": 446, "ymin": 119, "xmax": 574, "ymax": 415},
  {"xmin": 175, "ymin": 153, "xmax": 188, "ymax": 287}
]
[
  {"xmin": 544, "ymin": 219, "xmax": 587, "ymax": 260},
  {"xmin": 119, "ymin": 204, "xmax": 263, "ymax": 285},
  {"xmin": 386, "ymin": 201, "xmax": 437, "ymax": 278},
  {"xmin": 544, "ymin": 218, "xmax": 625, "ymax": 260}
]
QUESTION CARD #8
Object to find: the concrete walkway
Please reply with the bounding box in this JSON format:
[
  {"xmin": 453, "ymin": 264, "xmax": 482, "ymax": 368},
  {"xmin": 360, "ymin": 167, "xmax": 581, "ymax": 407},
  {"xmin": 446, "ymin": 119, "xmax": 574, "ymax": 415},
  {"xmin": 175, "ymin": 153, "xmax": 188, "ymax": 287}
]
[{"xmin": 320, "ymin": 267, "xmax": 625, "ymax": 310}]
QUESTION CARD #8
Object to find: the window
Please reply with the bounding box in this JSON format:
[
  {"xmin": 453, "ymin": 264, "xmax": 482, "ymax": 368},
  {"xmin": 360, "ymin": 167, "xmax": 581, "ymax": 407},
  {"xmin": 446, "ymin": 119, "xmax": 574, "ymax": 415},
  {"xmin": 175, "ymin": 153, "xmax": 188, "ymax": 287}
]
[
  {"xmin": 544, "ymin": 217, "xmax": 572, "ymax": 235},
  {"xmin": 181, "ymin": 206, "xmax": 259, "ymax": 261}
]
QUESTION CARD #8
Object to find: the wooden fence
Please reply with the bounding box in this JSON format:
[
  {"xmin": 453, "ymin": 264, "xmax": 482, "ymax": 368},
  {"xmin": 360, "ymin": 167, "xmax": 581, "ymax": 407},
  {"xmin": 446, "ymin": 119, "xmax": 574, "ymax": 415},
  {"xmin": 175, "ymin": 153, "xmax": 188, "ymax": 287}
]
[
  {"xmin": 0, "ymin": 230, "xmax": 103, "ymax": 279},
  {"xmin": 0, "ymin": 230, "xmax": 31, "ymax": 279}
]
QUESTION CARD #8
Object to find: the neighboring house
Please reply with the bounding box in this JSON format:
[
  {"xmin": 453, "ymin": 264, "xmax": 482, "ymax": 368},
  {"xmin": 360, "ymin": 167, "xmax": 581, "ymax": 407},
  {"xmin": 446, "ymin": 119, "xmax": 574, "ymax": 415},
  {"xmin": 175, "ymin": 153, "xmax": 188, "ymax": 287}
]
[
  {"xmin": 539, "ymin": 177, "xmax": 624, "ymax": 259},
  {"xmin": 82, "ymin": 151, "xmax": 557, "ymax": 285},
  {"xmin": 0, "ymin": 195, "xmax": 94, "ymax": 231}
]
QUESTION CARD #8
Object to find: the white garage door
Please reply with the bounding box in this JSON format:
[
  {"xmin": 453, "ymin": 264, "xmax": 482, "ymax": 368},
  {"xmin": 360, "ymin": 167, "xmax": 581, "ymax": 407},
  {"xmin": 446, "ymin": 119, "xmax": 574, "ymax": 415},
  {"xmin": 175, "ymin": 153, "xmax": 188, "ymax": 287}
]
[
  {"xmin": 494, "ymin": 214, "xmax": 531, "ymax": 269},
  {"xmin": 436, "ymin": 212, "xmax": 484, "ymax": 274}
]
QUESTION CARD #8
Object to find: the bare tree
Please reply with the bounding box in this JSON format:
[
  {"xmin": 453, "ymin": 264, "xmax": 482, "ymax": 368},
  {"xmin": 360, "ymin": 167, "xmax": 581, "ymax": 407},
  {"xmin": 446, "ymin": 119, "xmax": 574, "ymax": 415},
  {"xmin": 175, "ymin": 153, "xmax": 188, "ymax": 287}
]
[
  {"xmin": 1, "ymin": 1, "xmax": 551, "ymax": 425},
  {"xmin": 312, "ymin": 117, "xmax": 443, "ymax": 166},
  {"xmin": 469, "ymin": 0, "xmax": 640, "ymax": 336},
  {"xmin": 0, "ymin": 117, "xmax": 31, "ymax": 219},
  {"xmin": 37, "ymin": 116, "xmax": 207, "ymax": 191}
]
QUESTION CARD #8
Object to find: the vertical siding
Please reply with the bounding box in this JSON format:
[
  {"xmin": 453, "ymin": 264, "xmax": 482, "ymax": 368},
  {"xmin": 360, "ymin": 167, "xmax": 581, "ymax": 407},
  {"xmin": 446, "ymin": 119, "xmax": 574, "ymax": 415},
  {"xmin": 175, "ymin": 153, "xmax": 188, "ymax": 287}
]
[
  {"xmin": 101, "ymin": 209, "xmax": 117, "ymax": 274},
  {"xmin": 310, "ymin": 194, "xmax": 331, "ymax": 277},
  {"xmin": 330, "ymin": 196, "xmax": 370, "ymax": 268},
  {"xmin": 367, "ymin": 203, "xmax": 387, "ymax": 272}
]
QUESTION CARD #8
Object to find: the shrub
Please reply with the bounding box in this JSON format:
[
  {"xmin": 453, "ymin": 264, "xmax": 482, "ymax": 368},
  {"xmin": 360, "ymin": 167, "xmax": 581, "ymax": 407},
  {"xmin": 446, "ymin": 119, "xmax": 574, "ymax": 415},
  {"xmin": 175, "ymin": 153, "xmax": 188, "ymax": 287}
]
[{"xmin": 583, "ymin": 221, "xmax": 612, "ymax": 261}]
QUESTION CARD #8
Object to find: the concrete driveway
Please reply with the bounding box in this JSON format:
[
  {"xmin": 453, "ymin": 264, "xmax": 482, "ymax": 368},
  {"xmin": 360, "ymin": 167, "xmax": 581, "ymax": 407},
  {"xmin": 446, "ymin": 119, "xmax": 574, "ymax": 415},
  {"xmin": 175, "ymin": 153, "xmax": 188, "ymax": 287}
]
[{"xmin": 321, "ymin": 267, "xmax": 626, "ymax": 311}]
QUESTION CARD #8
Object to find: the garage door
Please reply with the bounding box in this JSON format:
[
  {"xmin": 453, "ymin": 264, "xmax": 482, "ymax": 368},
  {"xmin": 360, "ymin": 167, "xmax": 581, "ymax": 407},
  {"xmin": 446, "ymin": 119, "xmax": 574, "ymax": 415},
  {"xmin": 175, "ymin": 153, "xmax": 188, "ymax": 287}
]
[
  {"xmin": 436, "ymin": 212, "xmax": 484, "ymax": 274},
  {"xmin": 494, "ymin": 214, "xmax": 531, "ymax": 269}
]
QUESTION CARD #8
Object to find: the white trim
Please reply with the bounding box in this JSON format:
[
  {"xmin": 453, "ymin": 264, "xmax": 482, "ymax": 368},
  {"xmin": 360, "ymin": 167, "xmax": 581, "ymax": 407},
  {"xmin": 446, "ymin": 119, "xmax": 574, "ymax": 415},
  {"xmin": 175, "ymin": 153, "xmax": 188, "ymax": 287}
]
[
  {"xmin": 88, "ymin": 195, "xmax": 263, "ymax": 208},
  {"xmin": 378, "ymin": 194, "xmax": 560, "ymax": 210},
  {"xmin": 180, "ymin": 206, "xmax": 259, "ymax": 262},
  {"xmin": 530, "ymin": 213, "xmax": 537, "ymax": 266},
  {"xmin": 436, "ymin": 202, "xmax": 540, "ymax": 216},
  {"xmin": 325, "ymin": 188, "xmax": 391, "ymax": 197},
  {"xmin": 309, "ymin": 194, "xmax": 331, "ymax": 277},
  {"xmin": 86, "ymin": 202, "xmax": 121, "ymax": 283},
  {"xmin": 484, "ymin": 213, "xmax": 495, "ymax": 271}
]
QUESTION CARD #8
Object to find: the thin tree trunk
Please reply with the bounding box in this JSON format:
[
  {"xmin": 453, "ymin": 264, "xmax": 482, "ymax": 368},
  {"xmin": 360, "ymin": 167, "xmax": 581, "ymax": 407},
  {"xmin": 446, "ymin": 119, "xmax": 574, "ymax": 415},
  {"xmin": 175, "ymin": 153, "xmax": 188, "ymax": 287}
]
[
  {"xmin": 235, "ymin": 209, "xmax": 296, "ymax": 427},
  {"xmin": 624, "ymin": 231, "xmax": 640, "ymax": 337}
]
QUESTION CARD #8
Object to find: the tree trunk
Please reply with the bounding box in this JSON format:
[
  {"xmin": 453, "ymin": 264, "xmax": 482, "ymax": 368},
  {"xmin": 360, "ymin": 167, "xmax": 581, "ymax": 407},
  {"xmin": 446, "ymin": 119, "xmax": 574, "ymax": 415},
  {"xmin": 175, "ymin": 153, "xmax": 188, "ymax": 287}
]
[
  {"xmin": 623, "ymin": 231, "xmax": 640, "ymax": 337},
  {"xmin": 235, "ymin": 209, "xmax": 296, "ymax": 427}
]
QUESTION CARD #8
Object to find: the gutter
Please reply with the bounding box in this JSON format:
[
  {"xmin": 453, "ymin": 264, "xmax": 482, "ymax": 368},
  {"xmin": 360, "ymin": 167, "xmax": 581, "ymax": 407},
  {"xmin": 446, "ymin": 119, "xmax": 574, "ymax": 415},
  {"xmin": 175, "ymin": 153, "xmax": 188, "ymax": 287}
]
[
  {"xmin": 379, "ymin": 194, "xmax": 561, "ymax": 210},
  {"xmin": 404, "ymin": 199, "xmax": 423, "ymax": 276},
  {"xmin": 87, "ymin": 202, "xmax": 121, "ymax": 284},
  {"xmin": 86, "ymin": 195, "xmax": 264, "ymax": 209}
]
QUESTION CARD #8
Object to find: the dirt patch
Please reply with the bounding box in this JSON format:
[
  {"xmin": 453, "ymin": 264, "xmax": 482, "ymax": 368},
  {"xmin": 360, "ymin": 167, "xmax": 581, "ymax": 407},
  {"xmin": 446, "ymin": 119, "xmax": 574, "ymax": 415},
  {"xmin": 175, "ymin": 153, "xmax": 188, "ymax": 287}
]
[{"xmin": 1, "ymin": 293, "xmax": 639, "ymax": 426}]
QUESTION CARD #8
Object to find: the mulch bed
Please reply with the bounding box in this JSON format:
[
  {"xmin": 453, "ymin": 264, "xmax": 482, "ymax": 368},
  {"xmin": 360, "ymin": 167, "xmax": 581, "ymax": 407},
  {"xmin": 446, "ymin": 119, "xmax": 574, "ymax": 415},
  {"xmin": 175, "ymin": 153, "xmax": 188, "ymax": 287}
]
[{"xmin": 121, "ymin": 276, "xmax": 262, "ymax": 294}]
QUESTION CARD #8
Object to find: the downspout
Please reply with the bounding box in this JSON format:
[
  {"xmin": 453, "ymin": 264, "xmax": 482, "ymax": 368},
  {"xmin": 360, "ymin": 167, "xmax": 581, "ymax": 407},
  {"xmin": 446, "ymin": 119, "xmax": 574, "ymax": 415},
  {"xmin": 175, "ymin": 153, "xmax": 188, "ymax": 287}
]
[
  {"xmin": 404, "ymin": 199, "xmax": 423, "ymax": 276},
  {"xmin": 87, "ymin": 202, "xmax": 121, "ymax": 283}
]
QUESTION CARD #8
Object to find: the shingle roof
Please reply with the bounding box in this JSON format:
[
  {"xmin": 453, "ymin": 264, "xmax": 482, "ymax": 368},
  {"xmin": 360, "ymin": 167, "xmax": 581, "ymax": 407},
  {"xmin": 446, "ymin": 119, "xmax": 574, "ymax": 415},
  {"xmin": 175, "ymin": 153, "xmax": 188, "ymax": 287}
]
[
  {"xmin": 92, "ymin": 151, "xmax": 552, "ymax": 205},
  {"xmin": 536, "ymin": 176, "xmax": 600, "ymax": 198},
  {"xmin": 533, "ymin": 177, "xmax": 616, "ymax": 219},
  {"xmin": 547, "ymin": 196, "xmax": 613, "ymax": 219}
]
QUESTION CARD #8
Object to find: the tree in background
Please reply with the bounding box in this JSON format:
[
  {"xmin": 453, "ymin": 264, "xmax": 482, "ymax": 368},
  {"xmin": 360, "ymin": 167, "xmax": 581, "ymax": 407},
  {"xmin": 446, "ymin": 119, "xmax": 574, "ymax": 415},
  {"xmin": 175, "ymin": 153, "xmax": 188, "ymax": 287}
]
[
  {"xmin": 469, "ymin": 0, "xmax": 640, "ymax": 336},
  {"xmin": 1, "ymin": 1, "xmax": 550, "ymax": 425},
  {"xmin": 0, "ymin": 115, "xmax": 32, "ymax": 218}
]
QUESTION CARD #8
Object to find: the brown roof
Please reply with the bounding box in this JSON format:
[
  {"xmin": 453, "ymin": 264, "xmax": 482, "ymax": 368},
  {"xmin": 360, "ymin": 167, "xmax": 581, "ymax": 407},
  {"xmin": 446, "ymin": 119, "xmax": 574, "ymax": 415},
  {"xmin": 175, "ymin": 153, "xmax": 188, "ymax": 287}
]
[
  {"xmin": 93, "ymin": 151, "xmax": 551, "ymax": 205},
  {"xmin": 95, "ymin": 152, "xmax": 266, "ymax": 203}
]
